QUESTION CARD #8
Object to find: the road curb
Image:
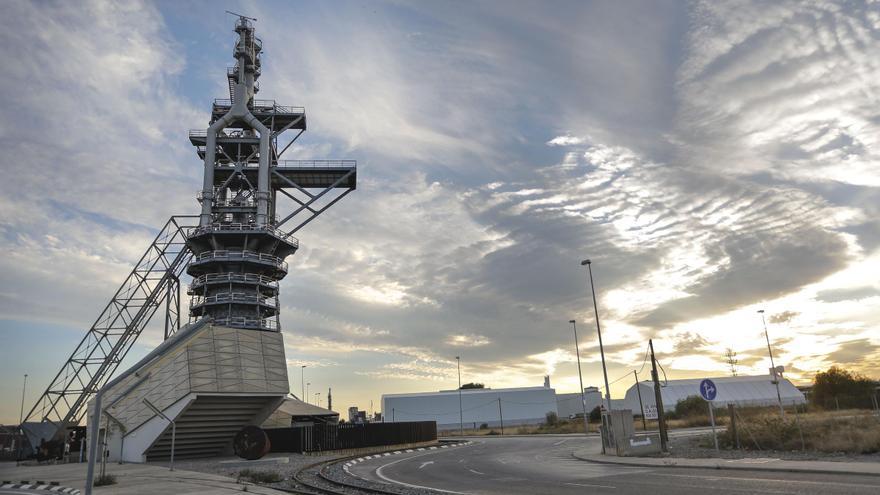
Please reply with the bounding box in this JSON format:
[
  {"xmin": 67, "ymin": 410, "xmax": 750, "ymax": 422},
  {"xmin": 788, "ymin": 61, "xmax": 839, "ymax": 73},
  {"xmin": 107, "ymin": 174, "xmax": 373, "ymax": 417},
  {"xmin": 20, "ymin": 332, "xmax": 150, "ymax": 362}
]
[
  {"xmin": 0, "ymin": 481, "xmax": 81, "ymax": 494},
  {"xmin": 342, "ymin": 440, "xmax": 475, "ymax": 477},
  {"xmin": 571, "ymin": 451, "xmax": 880, "ymax": 478}
]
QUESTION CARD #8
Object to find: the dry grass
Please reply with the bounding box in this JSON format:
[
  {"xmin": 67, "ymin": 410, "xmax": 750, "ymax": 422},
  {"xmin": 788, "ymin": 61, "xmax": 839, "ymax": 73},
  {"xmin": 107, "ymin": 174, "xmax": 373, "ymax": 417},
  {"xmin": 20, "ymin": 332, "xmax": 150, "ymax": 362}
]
[
  {"xmin": 237, "ymin": 469, "xmax": 283, "ymax": 484},
  {"xmin": 722, "ymin": 410, "xmax": 880, "ymax": 454}
]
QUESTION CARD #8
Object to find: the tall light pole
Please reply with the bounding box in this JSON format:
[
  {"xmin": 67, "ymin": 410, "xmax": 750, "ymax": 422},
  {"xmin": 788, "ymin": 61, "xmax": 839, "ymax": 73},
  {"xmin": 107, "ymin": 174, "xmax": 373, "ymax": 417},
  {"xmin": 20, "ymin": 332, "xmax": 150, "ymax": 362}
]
[
  {"xmin": 306, "ymin": 382, "xmax": 311, "ymax": 404},
  {"xmin": 315, "ymin": 392, "xmax": 321, "ymax": 408},
  {"xmin": 301, "ymin": 365, "xmax": 306, "ymax": 402},
  {"xmin": 759, "ymin": 310, "xmax": 785, "ymax": 418},
  {"xmin": 456, "ymin": 356, "xmax": 463, "ymax": 437},
  {"xmin": 18, "ymin": 374, "xmax": 27, "ymax": 464},
  {"xmin": 569, "ymin": 320, "xmax": 590, "ymax": 435},
  {"xmin": 582, "ymin": 259, "xmax": 612, "ymax": 413},
  {"xmin": 19, "ymin": 374, "xmax": 28, "ymax": 426}
]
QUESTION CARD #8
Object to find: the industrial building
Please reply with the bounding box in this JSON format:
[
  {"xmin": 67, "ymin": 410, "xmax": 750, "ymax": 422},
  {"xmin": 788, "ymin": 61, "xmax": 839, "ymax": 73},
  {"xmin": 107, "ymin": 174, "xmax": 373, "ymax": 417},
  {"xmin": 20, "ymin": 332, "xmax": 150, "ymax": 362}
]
[
  {"xmin": 20, "ymin": 16, "xmax": 355, "ymax": 463},
  {"xmin": 621, "ymin": 375, "xmax": 806, "ymax": 414},
  {"xmin": 556, "ymin": 386, "xmax": 603, "ymax": 418},
  {"xmin": 382, "ymin": 386, "xmax": 558, "ymax": 430}
]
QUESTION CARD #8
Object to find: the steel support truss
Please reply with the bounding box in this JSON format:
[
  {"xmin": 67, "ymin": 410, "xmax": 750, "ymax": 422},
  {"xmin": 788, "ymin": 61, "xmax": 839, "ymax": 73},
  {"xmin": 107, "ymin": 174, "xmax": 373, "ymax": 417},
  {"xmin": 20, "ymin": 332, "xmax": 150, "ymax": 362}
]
[{"xmin": 23, "ymin": 215, "xmax": 198, "ymax": 437}]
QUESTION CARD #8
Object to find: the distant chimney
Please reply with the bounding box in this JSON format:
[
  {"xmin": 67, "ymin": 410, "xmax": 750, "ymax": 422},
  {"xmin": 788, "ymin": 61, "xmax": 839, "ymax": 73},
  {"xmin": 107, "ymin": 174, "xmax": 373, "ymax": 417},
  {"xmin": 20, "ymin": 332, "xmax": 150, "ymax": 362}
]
[{"xmin": 544, "ymin": 375, "xmax": 551, "ymax": 388}]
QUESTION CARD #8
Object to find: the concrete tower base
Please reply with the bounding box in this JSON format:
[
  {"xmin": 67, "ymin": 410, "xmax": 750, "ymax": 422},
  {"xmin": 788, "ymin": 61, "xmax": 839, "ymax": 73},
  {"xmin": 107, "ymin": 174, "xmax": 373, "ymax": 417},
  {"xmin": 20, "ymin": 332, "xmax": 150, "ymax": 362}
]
[{"xmin": 87, "ymin": 320, "xmax": 288, "ymax": 462}]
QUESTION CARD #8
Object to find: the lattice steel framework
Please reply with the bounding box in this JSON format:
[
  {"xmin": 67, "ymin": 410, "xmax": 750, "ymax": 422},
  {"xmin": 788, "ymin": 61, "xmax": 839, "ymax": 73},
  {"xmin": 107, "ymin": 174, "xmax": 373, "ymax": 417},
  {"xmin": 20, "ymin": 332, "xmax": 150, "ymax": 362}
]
[
  {"xmin": 185, "ymin": 16, "xmax": 356, "ymax": 331},
  {"xmin": 23, "ymin": 216, "xmax": 197, "ymax": 431},
  {"xmin": 22, "ymin": 16, "xmax": 356, "ymax": 440}
]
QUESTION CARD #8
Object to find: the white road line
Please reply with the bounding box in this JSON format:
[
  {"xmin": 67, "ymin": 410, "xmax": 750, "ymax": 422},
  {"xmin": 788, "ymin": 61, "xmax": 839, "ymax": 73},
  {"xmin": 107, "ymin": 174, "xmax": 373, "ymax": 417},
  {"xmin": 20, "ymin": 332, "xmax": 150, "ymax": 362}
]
[
  {"xmin": 553, "ymin": 439, "xmax": 570, "ymax": 445},
  {"xmin": 375, "ymin": 450, "xmax": 472, "ymax": 495},
  {"xmin": 566, "ymin": 482, "xmax": 616, "ymax": 489},
  {"xmin": 467, "ymin": 468, "xmax": 485, "ymax": 475}
]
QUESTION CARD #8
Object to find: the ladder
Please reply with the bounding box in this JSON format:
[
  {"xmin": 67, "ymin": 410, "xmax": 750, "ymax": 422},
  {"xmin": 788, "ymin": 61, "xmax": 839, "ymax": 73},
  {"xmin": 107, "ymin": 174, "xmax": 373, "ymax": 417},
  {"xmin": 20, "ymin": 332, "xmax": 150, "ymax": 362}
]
[{"xmin": 23, "ymin": 215, "xmax": 198, "ymax": 439}]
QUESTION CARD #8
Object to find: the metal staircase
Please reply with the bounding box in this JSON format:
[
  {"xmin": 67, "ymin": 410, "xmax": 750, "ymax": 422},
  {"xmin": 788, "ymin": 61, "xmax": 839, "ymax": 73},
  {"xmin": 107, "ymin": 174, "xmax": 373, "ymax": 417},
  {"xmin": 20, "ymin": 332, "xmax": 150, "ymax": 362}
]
[{"xmin": 22, "ymin": 215, "xmax": 198, "ymax": 442}]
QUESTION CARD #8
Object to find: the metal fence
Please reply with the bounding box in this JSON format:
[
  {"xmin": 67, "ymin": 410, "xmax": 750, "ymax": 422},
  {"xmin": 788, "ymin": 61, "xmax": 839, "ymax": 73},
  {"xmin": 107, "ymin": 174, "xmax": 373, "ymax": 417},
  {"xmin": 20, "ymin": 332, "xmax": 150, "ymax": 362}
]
[{"xmin": 266, "ymin": 421, "xmax": 437, "ymax": 453}]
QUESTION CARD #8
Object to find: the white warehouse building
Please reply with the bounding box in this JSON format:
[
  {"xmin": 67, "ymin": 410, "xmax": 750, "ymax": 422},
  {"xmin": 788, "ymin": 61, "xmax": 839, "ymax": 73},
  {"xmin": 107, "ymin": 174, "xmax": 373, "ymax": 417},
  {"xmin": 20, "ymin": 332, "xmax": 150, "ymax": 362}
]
[
  {"xmin": 382, "ymin": 386, "xmax": 557, "ymax": 430},
  {"xmin": 622, "ymin": 375, "xmax": 806, "ymax": 413},
  {"xmin": 556, "ymin": 386, "xmax": 604, "ymax": 418}
]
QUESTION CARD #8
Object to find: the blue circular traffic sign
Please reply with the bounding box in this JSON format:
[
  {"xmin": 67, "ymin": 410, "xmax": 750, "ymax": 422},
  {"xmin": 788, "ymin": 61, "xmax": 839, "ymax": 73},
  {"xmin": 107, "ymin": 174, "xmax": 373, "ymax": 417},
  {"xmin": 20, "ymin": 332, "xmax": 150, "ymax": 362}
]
[{"xmin": 699, "ymin": 379, "xmax": 717, "ymax": 401}]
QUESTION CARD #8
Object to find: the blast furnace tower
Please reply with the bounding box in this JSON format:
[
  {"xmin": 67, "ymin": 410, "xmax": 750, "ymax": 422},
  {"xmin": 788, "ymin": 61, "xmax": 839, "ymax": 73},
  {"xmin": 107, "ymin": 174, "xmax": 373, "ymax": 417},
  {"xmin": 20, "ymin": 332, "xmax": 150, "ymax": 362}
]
[
  {"xmin": 187, "ymin": 16, "xmax": 356, "ymax": 330},
  {"xmin": 22, "ymin": 16, "xmax": 355, "ymax": 461}
]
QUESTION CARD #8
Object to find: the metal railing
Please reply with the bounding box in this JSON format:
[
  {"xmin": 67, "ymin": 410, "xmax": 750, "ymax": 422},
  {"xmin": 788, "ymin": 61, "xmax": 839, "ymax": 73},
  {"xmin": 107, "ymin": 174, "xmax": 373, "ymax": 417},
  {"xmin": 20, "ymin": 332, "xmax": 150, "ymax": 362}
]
[
  {"xmin": 213, "ymin": 316, "xmax": 277, "ymax": 331},
  {"xmin": 190, "ymin": 272, "xmax": 278, "ymax": 290},
  {"xmin": 277, "ymin": 160, "xmax": 357, "ymax": 168},
  {"xmin": 212, "ymin": 99, "xmax": 304, "ymax": 115},
  {"xmin": 191, "ymin": 291, "xmax": 276, "ymax": 308},
  {"xmin": 188, "ymin": 223, "xmax": 299, "ymax": 245},
  {"xmin": 192, "ymin": 250, "xmax": 289, "ymax": 271}
]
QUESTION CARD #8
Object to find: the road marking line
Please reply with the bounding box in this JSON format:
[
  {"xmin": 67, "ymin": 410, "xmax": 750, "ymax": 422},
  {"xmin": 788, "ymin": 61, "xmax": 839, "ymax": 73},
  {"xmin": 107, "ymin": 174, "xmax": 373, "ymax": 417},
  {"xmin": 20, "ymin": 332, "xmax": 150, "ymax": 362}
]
[
  {"xmin": 419, "ymin": 461, "xmax": 434, "ymax": 469},
  {"xmin": 376, "ymin": 451, "xmax": 472, "ymax": 495},
  {"xmin": 554, "ymin": 439, "xmax": 570, "ymax": 445},
  {"xmin": 566, "ymin": 482, "xmax": 616, "ymax": 489},
  {"xmin": 467, "ymin": 468, "xmax": 485, "ymax": 475}
]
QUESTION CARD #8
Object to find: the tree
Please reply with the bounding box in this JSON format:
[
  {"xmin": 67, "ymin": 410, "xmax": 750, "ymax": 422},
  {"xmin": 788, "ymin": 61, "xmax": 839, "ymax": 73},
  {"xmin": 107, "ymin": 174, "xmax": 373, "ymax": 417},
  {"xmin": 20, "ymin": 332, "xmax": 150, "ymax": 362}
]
[
  {"xmin": 812, "ymin": 366, "xmax": 876, "ymax": 410},
  {"xmin": 589, "ymin": 405, "xmax": 601, "ymax": 422},
  {"xmin": 460, "ymin": 382, "xmax": 485, "ymax": 389},
  {"xmin": 674, "ymin": 395, "xmax": 706, "ymax": 418}
]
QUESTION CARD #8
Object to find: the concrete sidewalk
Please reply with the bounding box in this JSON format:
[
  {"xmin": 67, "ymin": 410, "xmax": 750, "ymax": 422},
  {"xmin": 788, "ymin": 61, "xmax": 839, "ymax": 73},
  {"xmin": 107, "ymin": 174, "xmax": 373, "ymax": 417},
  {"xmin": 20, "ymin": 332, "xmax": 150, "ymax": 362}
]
[
  {"xmin": 573, "ymin": 449, "xmax": 880, "ymax": 477},
  {"xmin": 0, "ymin": 461, "xmax": 289, "ymax": 494}
]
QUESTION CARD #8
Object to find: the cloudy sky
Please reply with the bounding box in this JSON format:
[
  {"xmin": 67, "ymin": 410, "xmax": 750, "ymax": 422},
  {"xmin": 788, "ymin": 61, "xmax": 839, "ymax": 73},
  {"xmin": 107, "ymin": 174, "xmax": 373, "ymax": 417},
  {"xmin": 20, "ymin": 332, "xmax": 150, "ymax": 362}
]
[{"xmin": 2, "ymin": 0, "xmax": 880, "ymax": 423}]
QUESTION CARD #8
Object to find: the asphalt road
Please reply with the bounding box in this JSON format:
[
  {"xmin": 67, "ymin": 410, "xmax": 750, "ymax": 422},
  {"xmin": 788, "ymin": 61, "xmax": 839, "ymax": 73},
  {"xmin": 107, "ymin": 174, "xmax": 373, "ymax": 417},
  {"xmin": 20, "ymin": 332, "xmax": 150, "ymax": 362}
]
[{"xmin": 348, "ymin": 436, "xmax": 880, "ymax": 495}]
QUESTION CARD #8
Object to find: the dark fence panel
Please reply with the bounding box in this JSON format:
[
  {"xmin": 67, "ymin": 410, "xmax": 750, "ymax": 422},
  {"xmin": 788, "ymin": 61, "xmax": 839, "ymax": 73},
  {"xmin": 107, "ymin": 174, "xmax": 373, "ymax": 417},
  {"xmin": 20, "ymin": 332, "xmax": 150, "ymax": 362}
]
[{"xmin": 267, "ymin": 421, "xmax": 436, "ymax": 453}]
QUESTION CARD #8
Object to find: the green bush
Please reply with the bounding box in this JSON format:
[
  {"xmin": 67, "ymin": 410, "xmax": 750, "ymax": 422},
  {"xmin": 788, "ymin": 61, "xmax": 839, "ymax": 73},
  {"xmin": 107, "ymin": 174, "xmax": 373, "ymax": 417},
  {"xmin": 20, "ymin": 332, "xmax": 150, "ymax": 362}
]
[
  {"xmin": 812, "ymin": 366, "xmax": 877, "ymax": 410},
  {"xmin": 545, "ymin": 411, "xmax": 559, "ymax": 426},
  {"xmin": 674, "ymin": 395, "xmax": 708, "ymax": 418}
]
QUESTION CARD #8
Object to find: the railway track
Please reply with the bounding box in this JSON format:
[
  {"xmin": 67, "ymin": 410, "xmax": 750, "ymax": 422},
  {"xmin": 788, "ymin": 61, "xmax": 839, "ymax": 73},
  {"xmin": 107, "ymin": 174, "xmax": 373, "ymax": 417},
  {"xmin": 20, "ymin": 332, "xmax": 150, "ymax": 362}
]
[{"xmin": 277, "ymin": 443, "xmax": 456, "ymax": 495}]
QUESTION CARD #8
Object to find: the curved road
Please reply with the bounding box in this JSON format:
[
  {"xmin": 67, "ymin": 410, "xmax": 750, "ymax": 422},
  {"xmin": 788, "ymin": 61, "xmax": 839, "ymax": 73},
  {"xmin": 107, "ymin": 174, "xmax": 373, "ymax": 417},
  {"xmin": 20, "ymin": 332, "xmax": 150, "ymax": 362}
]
[{"xmin": 348, "ymin": 436, "xmax": 880, "ymax": 494}]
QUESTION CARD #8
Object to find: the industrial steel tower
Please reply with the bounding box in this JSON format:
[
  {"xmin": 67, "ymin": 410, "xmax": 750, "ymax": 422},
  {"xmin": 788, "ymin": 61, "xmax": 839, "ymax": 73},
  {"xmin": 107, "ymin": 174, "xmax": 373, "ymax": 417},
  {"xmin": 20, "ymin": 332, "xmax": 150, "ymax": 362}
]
[
  {"xmin": 22, "ymin": 16, "xmax": 356, "ymax": 455},
  {"xmin": 187, "ymin": 15, "xmax": 356, "ymax": 331}
]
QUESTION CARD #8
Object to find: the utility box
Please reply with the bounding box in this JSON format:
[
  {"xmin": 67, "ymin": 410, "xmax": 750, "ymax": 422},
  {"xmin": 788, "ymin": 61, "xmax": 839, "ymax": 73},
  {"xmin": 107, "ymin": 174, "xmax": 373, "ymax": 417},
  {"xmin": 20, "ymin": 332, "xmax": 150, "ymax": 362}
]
[
  {"xmin": 609, "ymin": 409, "xmax": 633, "ymax": 456},
  {"xmin": 621, "ymin": 432, "xmax": 662, "ymax": 456}
]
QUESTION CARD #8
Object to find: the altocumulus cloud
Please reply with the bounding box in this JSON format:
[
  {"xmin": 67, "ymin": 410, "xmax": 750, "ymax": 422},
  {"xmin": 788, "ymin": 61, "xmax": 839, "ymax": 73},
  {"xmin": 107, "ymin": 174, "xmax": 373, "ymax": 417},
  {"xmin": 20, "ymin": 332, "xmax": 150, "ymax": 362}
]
[{"xmin": 2, "ymin": 1, "xmax": 879, "ymax": 423}]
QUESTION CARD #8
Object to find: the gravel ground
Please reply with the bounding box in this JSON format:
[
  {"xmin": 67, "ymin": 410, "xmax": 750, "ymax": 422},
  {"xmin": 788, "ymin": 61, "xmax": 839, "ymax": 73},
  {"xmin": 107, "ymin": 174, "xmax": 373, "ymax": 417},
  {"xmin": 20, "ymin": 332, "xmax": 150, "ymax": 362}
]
[
  {"xmin": 668, "ymin": 433, "xmax": 880, "ymax": 463},
  {"xmin": 165, "ymin": 443, "xmax": 447, "ymax": 494},
  {"xmin": 168, "ymin": 451, "xmax": 346, "ymax": 492}
]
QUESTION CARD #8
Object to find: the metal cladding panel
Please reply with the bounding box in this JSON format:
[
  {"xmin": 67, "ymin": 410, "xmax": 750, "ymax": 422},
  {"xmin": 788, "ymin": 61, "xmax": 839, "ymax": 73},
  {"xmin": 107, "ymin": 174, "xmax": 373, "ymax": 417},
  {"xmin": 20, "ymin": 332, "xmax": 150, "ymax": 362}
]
[
  {"xmin": 623, "ymin": 375, "xmax": 807, "ymax": 412},
  {"xmin": 382, "ymin": 387, "xmax": 558, "ymax": 428},
  {"xmin": 556, "ymin": 389, "xmax": 603, "ymax": 418}
]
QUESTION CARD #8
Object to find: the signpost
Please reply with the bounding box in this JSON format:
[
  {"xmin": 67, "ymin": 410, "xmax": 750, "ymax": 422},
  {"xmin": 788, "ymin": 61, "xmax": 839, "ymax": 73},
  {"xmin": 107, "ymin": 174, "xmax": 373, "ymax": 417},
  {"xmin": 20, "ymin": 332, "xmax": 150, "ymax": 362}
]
[
  {"xmin": 700, "ymin": 378, "xmax": 719, "ymax": 451},
  {"xmin": 643, "ymin": 404, "xmax": 659, "ymax": 420}
]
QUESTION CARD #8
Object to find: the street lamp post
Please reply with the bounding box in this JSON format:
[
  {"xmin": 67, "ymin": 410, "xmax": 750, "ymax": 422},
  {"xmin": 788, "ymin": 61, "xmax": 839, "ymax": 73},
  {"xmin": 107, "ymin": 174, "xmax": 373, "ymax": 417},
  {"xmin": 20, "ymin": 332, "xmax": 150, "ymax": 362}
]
[
  {"xmin": 759, "ymin": 310, "xmax": 785, "ymax": 418},
  {"xmin": 306, "ymin": 382, "xmax": 311, "ymax": 404},
  {"xmin": 569, "ymin": 320, "xmax": 590, "ymax": 435},
  {"xmin": 301, "ymin": 365, "xmax": 306, "ymax": 402},
  {"xmin": 18, "ymin": 374, "xmax": 28, "ymax": 426},
  {"xmin": 581, "ymin": 259, "xmax": 612, "ymax": 413},
  {"xmin": 17, "ymin": 374, "xmax": 27, "ymax": 464},
  {"xmin": 315, "ymin": 392, "xmax": 321, "ymax": 408},
  {"xmin": 456, "ymin": 356, "xmax": 463, "ymax": 437}
]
